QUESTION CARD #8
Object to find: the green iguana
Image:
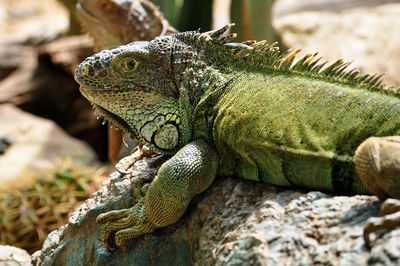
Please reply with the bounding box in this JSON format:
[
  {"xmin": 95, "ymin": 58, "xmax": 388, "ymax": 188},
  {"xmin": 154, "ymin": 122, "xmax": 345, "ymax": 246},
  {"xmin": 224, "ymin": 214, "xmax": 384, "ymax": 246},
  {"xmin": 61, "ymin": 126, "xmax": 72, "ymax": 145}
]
[{"xmin": 75, "ymin": 24, "xmax": 400, "ymax": 250}]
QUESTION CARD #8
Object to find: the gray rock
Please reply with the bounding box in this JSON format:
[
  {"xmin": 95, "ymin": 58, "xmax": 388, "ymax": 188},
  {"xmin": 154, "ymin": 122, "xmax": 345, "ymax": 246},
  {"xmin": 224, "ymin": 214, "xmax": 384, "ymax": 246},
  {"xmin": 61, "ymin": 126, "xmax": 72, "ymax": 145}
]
[
  {"xmin": 273, "ymin": 2, "xmax": 400, "ymax": 85},
  {"xmin": 273, "ymin": 0, "xmax": 399, "ymax": 16},
  {"xmin": 0, "ymin": 245, "xmax": 31, "ymax": 266},
  {"xmin": 0, "ymin": 104, "xmax": 99, "ymax": 189},
  {"xmin": 32, "ymin": 153, "xmax": 400, "ymax": 265}
]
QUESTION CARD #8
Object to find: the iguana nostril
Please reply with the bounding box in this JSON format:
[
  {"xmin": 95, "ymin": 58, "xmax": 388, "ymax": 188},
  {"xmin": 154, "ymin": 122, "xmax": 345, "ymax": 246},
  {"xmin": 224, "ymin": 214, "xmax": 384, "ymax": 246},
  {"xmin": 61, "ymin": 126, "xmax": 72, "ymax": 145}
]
[
  {"xmin": 94, "ymin": 61, "xmax": 102, "ymax": 70},
  {"xmin": 79, "ymin": 64, "xmax": 89, "ymax": 76}
]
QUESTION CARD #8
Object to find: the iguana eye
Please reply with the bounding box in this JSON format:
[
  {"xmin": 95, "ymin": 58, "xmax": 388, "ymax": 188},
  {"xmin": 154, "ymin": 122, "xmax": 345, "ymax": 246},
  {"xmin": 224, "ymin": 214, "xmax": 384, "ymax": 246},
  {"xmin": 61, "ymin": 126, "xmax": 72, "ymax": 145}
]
[
  {"xmin": 101, "ymin": 1, "xmax": 113, "ymax": 11},
  {"xmin": 121, "ymin": 58, "xmax": 137, "ymax": 71}
]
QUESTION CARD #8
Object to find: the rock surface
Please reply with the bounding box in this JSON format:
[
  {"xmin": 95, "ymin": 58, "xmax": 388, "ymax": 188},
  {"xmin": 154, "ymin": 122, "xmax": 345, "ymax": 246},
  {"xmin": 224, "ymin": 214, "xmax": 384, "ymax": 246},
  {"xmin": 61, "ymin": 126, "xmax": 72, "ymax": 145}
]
[
  {"xmin": 273, "ymin": 2, "xmax": 400, "ymax": 85},
  {"xmin": 0, "ymin": 245, "xmax": 31, "ymax": 266},
  {"xmin": 0, "ymin": 36, "xmax": 108, "ymax": 161},
  {"xmin": 274, "ymin": 0, "xmax": 399, "ymax": 16},
  {"xmin": 32, "ymin": 154, "xmax": 400, "ymax": 265},
  {"xmin": 0, "ymin": 104, "xmax": 99, "ymax": 189}
]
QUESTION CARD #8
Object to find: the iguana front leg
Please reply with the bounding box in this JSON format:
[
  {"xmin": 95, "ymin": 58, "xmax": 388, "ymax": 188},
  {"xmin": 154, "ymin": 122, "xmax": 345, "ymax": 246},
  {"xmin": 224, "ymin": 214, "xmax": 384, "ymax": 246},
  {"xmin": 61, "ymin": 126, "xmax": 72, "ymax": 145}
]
[
  {"xmin": 354, "ymin": 136, "xmax": 400, "ymax": 246},
  {"xmin": 97, "ymin": 139, "xmax": 219, "ymax": 250}
]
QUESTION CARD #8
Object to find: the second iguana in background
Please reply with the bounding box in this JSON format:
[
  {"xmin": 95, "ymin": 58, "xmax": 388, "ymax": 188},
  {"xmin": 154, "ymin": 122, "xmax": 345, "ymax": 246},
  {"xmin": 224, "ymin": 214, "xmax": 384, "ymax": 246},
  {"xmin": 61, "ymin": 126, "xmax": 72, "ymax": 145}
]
[{"xmin": 74, "ymin": 24, "xmax": 400, "ymax": 250}]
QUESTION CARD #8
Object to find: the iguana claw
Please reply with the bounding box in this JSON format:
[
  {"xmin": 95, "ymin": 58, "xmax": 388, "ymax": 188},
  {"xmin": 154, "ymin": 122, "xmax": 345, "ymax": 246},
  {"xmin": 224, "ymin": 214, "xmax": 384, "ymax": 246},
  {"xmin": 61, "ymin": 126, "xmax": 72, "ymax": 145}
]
[
  {"xmin": 96, "ymin": 198, "xmax": 157, "ymax": 250},
  {"xmin": 97, "ymin": 172, "xmax": 153, "ymax": 250},
  {"xmin": 116, "ymin": 145, "xmax": 157, "ymax": 174},
  {"xmin": 363, "ymin": 198, "xmax": 400, "ymax": 247}
]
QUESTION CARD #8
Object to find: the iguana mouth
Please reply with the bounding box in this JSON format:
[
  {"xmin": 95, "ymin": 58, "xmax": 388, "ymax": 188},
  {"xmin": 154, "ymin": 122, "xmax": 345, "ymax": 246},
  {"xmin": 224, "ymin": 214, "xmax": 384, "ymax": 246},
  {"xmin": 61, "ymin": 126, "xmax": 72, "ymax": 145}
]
[
  {"xmin": 91, "ymin": 101, "xmax": 136, "ymax": 139},
  {"xmin": 76, "ymin": 2, "xmax": 99, "ymax": 22},
  {"xmin": 79, "ymin": 83, "xmax": 139, "ymax": 139}
]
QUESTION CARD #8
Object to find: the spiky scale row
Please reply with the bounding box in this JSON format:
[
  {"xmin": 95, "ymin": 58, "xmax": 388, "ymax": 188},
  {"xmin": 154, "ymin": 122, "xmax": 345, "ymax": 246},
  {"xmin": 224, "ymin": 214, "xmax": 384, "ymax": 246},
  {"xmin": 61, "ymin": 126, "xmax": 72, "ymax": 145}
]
[
  {"xmin": 191, "ymin": 23, "xmax": 399, "ymax": 95},
  {"xmin": 236, "ymin": 41, "xmax": 387, "ymax": 91},
  {"xmin": 93, "ymin": 105, "xmax": 123, "ymax": 130}
]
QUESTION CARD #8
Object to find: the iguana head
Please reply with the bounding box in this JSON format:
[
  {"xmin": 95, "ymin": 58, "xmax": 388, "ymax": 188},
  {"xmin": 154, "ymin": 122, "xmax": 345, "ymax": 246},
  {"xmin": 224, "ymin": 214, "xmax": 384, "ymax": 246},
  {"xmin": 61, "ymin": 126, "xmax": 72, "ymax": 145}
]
[
  {"xmin": 74, "ymin": 24, "xmax": 241, "ymax": 153},
  {"xmin": 75, "ymin": 37, "xmax": 192, "ymax": 154}
]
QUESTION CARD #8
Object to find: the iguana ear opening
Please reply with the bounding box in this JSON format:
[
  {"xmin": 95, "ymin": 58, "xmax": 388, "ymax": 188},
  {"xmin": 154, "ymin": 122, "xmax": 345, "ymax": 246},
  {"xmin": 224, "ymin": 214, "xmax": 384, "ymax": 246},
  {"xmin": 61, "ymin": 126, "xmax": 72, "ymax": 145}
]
[{"xmin": 137, "ymin": 106, "xmax": 191, "ymax": 154}]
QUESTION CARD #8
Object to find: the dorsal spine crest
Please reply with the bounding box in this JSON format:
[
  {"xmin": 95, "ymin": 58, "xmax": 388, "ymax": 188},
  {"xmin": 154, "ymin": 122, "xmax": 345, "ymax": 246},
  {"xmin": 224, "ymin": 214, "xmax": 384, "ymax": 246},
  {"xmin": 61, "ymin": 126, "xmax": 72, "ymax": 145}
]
[{"xmin": 174, "ymin": 23, "xmax": 399, "ymax": 96}]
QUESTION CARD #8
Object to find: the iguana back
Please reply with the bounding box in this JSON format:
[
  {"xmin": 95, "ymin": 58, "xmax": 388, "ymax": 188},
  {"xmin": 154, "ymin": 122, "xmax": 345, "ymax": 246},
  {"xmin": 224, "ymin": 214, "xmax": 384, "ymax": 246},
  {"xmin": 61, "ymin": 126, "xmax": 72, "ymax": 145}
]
[{"xmin": 209, "ymin": 71, "xmax": 400, "ymax": 194}]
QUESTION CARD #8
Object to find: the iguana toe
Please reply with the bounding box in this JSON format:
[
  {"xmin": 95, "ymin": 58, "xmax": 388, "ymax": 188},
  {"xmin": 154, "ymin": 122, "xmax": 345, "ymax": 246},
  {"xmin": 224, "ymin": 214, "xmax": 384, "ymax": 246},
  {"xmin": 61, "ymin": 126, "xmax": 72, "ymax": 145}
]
[
  {"xmin": 116, "ymin": 145, "xmax": 157, "ymax": 174},
  {"xmin": 96, "ymin": 199, "xmax": 157, "ymax": 250},
  {"xmin": 364, "ymin": 198, "xmax": 400, "ymax": 247},
  {"xmin": 380, "ymin": 198, "xmax": 400, "ymax": 215},
  {"xmin": 97, "ymin": 208, "xmax": 132, "ymax": 223},
  {"xmin": 115, "ymin": 147, "xmax": 141, "ymax": 174},
  {"xmin": 115, "ymin": 222, "xmax": 155, "ymax": 246}
]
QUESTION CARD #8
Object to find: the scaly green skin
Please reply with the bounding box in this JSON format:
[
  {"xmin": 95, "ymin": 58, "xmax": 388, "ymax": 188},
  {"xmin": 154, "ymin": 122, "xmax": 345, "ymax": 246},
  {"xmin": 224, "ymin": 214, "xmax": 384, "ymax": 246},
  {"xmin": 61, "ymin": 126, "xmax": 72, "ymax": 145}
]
[{"xmin": 75, "ymin": 24, "xmax": 400, "ymax": 250}]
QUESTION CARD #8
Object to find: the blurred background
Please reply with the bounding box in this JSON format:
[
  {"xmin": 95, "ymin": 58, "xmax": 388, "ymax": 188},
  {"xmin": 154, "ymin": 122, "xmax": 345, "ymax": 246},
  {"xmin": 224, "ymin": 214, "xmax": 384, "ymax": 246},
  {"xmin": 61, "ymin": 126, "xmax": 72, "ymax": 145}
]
[{"xmin": 0, "ymin": 0, "xmax": 400, "ymax": 254}]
